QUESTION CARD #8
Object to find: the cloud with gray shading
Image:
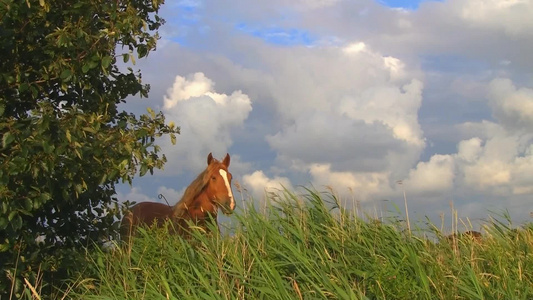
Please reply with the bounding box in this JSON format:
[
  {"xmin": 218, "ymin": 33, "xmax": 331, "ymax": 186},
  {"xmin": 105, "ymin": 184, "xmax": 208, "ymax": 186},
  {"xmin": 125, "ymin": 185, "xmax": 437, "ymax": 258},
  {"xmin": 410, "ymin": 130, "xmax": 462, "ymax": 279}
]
[
  {"xmin": 159, "ymin": 72, "xmax": 252, "ymax": 174},
  {"xmin": 116, "ymin": 0, "xmax": 533, "ymax": 224},
  {"xmin": 401, "ymin": 78, "xmax": 533, "ymax": 207},
  {"xmin": 251, "ymin": 42, "xmax": 426, "ymax": 199},
  {"xmin": 488, "ymin": 78, "xmax": 533, "ymax": 131},
  {"xmin": 242, "ymin": 170, "xmax": 294, "ymax": 200}
]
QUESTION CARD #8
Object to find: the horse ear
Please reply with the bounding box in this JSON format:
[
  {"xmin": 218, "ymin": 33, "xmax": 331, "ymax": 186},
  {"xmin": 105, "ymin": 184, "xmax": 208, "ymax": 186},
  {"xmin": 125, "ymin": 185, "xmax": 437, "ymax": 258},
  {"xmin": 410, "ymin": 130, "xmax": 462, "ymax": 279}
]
[
  {"xmin": 207, "ymin": 152, "xmax": 213, "ymax": 165},
  {"xmin": 222, "ymin": 153, "xmax": 230, "ymax": 167}
]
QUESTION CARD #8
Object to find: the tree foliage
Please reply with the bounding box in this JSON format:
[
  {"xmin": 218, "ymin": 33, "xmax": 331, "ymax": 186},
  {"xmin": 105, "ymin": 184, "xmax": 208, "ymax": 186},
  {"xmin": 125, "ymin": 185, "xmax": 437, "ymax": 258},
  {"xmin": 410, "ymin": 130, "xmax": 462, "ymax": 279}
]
[{"xmin": 0, "ymin": 0, "xmax": 178, "ymax": 296}]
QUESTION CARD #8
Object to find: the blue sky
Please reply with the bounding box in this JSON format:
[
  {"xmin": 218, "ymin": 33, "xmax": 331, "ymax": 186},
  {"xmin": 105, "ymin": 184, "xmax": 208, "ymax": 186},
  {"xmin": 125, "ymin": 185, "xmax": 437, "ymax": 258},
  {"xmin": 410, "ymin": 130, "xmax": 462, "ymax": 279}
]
[
  {"xmin": 235, "ymin": 24, "xmax": 317, "ymax": 46},
  {"xmin": 378, "ymin": 0, "xmax": 441, "ymax": 9},
  {"xmin": 118, "ymin": 0, "xmax": 533, "ymax": 229}
]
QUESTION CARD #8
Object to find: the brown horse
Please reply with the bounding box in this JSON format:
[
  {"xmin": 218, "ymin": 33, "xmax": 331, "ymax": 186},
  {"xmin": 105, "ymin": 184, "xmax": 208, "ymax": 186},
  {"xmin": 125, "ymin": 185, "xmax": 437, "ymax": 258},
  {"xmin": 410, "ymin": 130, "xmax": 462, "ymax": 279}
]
[
  {"xmin": 121, "ymin": 153, "xmax": 235, "ymax": 241},
  {"xmin": 446, "ymin": 230, "xmax": 482, "ymax": 243}
]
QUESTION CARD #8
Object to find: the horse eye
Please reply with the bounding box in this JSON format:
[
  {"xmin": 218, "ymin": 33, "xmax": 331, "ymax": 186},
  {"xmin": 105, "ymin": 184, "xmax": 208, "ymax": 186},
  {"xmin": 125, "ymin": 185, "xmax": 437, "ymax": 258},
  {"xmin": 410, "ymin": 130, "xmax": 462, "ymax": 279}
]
[{"xmin": 211, "ymin": 176, "xmax": 216, "ymax": 180}]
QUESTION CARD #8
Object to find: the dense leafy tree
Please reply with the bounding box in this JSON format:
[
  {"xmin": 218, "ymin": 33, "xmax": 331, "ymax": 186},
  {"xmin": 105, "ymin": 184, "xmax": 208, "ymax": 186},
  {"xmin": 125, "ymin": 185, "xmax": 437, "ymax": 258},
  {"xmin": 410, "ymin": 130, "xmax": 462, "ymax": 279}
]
[{"xmin": 0, "ymin": 0, "xmax": 178, "ymax": 296}]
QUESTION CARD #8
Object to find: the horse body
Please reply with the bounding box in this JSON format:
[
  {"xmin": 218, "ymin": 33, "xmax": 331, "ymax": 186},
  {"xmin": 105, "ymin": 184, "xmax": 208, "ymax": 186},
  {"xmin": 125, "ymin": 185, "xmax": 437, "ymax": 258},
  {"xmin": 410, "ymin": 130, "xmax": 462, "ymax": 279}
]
[
  {"xmin": 121, "ymin": 153, "xmax": 235, "ymax": 241},
  {"xmin": 122, "ymin": 202, "xmax": 173, "ymax": 230}
]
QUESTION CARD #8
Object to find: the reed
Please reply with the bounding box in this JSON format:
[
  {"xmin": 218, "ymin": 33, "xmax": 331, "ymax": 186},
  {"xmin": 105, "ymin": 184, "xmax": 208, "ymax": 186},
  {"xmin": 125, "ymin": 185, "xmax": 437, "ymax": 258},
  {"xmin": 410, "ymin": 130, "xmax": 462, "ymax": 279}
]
[{"xmin": 64, "ymin": 189, "xmax": 532, "ymax": 299}]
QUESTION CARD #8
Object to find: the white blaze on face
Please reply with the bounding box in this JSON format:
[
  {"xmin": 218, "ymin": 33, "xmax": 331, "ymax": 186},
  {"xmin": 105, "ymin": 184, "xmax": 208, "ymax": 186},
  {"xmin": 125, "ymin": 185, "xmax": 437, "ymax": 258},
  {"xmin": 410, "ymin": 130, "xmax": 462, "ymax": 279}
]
[{"xmin": 219, "ymin": 169, "xmax": 235, "ymax": 210}]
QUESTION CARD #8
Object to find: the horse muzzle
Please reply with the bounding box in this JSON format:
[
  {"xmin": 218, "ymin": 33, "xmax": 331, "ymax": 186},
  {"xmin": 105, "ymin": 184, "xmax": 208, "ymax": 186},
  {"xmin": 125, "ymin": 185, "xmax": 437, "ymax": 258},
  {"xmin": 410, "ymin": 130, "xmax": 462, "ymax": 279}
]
[{"xmin": 219, "ymin": 197, "xmax": 235, "ymax": 215}]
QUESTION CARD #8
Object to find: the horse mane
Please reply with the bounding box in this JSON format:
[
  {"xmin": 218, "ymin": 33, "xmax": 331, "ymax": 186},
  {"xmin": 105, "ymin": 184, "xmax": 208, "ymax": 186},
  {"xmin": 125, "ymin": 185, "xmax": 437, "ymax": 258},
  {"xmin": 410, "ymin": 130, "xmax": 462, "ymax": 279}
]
[{"xmin": 172, "ymin": 158, "xmax": 226, "ymax": 217}]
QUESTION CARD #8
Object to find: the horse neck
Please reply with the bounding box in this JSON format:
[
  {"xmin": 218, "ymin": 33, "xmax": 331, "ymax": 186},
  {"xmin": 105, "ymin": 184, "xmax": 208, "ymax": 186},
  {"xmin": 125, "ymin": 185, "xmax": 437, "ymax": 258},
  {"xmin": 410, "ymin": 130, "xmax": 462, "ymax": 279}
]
[
  {"xmin": 194, "ymin": 191, "xmax": 218, "ymax": 219},
  {"xmin": 171, "ymin": 189, "xmax": 218, "ymax": 220}
]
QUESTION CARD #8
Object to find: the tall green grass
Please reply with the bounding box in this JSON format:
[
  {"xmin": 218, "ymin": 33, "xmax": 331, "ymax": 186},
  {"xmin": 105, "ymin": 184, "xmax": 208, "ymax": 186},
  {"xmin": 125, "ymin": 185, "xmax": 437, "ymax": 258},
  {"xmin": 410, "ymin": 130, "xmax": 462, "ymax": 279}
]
[{"xmin": 69, "ymin": 190, "xmax": 532, "ymax": 299}]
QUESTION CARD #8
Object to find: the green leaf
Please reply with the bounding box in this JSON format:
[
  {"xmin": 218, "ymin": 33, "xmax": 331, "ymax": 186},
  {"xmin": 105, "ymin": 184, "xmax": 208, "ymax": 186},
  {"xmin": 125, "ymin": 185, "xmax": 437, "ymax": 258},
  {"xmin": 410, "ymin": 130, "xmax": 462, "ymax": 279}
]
[
  {"xmin": 8, "ymin": 210, "xmax": 17, "ymax": 221},
  {"xmin": 0, "ymin": 217, "xmax": 7, "ymax": 230},
  {"xmin": 170, "ymin": 133, "xmax": 176, "ymax": 145},
  {"xmin": 123, "ymin": 53, "xmax": 129, "ymax": 63},
  {"xmin": 137, "ymin": 45, "xmax": 148, "ymax": 58},
  {"xmin": 102, "ymin": 56, "xmax": 112, "ymax": 69},
  {"xmin": 140, "ymin": 164, "xmax": 147, "ymax": 176},
  {"xmin": 40, "ymin": 192, "xmax": 51, "ymax": 204},
  {"xmin": 89, "ymin": 60, "xmax": 99, "ymax": 69},
  {"xmin": 12, "ymin": 215, "xmax": 22, "ymax": 230},
  {"xmin": 0, "ymin": 243, "xmax": 9, "ymax": 252},
  {"xmin": 108, "ymin": 169, "xmax": 118, "ymax": 180},
  {"xmin": 42, "ymin": 141, "xmax": 53, "ymax": 154},
  {"xmin": 83, "ymin": 126, "xmax": 97, "ymax": 133},
  {"xmin": 75, "ymin": 184, "xmax": 83, "ymax": 195},
  {"xmin": 30, "ymin": 85, "xmax": 38, "ymax": 98},
  {"xmin": 82, "ymin": 63, "xmax": 90, "ymax": 73},
  {"xmin": 99, "ymin": 174, "xmax": 107, "ymax": 185},
  {"xmin": 19, "ymin": 83, "xmax": 29, "ymax": 93},
  {"xmin": 147, "ymin": 107, "xmax": 155, "ymax": 118},
  {"xmin": 60, "ymin": 69, "xmax": 72, "ymax": 81},
  {"xmin": 0, "ymin": 103, "xmax": 4, "ymax": 115},
  {"xmin": 2, "ymin": 132, "xmax": 14, "ymax": 148}
]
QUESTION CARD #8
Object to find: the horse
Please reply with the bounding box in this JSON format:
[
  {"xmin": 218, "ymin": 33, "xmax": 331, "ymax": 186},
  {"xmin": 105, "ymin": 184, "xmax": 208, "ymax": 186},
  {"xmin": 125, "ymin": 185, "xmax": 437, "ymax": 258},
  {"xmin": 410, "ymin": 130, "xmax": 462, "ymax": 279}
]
[
  {"xmin": 121, "ymin": 153, "xmax": 235, "ymax": 242},
  {"xmin": 446, "ymin": 230, "xmax": 482, "ymax": 243}
]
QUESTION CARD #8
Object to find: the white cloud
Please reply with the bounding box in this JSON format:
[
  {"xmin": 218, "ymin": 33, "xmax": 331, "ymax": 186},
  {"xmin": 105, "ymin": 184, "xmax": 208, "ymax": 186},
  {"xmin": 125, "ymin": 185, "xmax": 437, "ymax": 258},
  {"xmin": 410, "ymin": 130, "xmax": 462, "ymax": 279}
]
[
  {"xmin": 293, "ymin": 0, "xmax": 340, "ymax": 9},
  {"xmin": 164, "ymin": 72, "xmax": 213, "ymax": 107},
  {"xmin": 242, "ymin": 170, "xmax": 293, "ymax": 200},
  {"xmin": 160, "ymin": 72, "xmax": 252, "ymax": 174},
  {"xmin": 119, "ymin": 0, "xmax": 533, "ymax": 224},
  {"xmin": 156, "ymin": 186, "xmax": 183, "ymax": 205},
  {"xmin": 337, "ymin": 79, "xmax": 424, "ymax": 146},
  {"xmin": 463, "ymin": 160, "xmax": 511, "ymax": 190},
  {"xmin": 266, "ymin": 112, "xmax": 404, "ymax": 173},
  {"xmin": 308, "ymin": 164, "xmax": 391, "ymax": 201},
  {"xmin": 459, "ymin": 0, "xmax": 533, "ymax": 35},
  {"xmin": 260, "ymin": 43, "xmax": 425, "ymax": 185},
  {"xmin": 457, "ymin": 138, "xmax": 483, "ymax": 162},
  {"xmin": 403, "ymin": 154, "xmax": 455, "ymax": 195},
  {"xmin": 116, "ymin": 187, "xmax": 157, "ymax": 204},
  {"xmin": 343, "ymin": 42, "xmax": 367, "ymax": 54},
  {"xmin": 458, "ymin": 124, "xmax": 533, "ymax": 194},
  {"xmin": 488, "ymin": 78, "xmax": 533, "ymax": 131}
]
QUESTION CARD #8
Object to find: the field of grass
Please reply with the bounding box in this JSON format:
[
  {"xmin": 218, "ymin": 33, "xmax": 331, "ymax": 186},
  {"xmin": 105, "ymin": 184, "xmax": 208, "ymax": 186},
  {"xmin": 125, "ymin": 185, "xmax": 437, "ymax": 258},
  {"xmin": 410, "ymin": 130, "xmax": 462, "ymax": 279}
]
[{"xmin": 56, "ymin": 190, "xmax": 533, "ymax": 299}]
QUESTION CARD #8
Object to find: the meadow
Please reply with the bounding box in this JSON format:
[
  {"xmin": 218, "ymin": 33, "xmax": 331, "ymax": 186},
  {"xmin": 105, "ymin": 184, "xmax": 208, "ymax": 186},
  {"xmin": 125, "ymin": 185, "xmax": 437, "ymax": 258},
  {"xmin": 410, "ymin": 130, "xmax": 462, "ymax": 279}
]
[{"xmin": 30, "ymin": 190, "xmax": 533, "ymax": 299}]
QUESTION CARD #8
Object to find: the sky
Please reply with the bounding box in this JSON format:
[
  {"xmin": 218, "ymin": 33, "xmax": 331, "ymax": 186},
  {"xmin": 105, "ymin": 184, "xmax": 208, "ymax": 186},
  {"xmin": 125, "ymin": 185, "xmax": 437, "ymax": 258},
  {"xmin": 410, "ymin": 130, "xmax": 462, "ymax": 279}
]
[{"xmin": 117, "ymin": 0, "xmax": 533, "ymax": 230}]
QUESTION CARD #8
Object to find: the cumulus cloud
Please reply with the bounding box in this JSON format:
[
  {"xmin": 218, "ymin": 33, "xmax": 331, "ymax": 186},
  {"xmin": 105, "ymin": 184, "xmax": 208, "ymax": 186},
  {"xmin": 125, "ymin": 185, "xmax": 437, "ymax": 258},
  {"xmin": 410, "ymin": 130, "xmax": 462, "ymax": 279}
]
[
  {"xmin": 364, "ymin": 76, "xmax": 532, "ymax": 212},
  {"xmin": 457, "ymin": 122, "xmax": 533, "ymax": 194},
  {"xmin": 146, "ymin": 34, "xmax": 427, "ymax": 206},
  {"xmin": 308, "ymin": 164, "xmax": 390, "ymax": 201},
  {"xmin": 242, "ymin": 170, "xmax": 293, "ymax": 200},
  {"xmin": 402, "ymin": 154, "xmax": 455, "ymax": 196},
  {"xmin": 456, "ymin": 138, "xmax": 483, "ymax": 162},
  {"xmin": 405, "ymin": 75, "xmax": 533, "ymax": 200},
  {"xmin": 258, "ymin": 42, "xmax": 425, "ymax": 198},
  {"xmin": 157, "ymin": 186, "xmax": 183, "ymax": 204},
  {"xmin": 488, "ymin": 78, "xmax": 533, "ymax": 131},
  {"xmin": 337, "ymin": 78, "xmax": 424, "ymax": 147},
  {"xmin": 266, "ymin": 112, "xmax": 404, "ymax": 173},
  {"xmin": 459, "ymin": 0, "xmax": 533, "ymax": 35},
  {"xmin": 163, "ymin": 72, "xmax": 213, "ymax": 107},
  {"xmin": 160, "ymin": 72, "xmax": 252, "ymax": 174},
  {"xmin": 116, "ymin": 187, "xmax": 157, "ymax": 204},
  {"xmin": 119, "ymin": 0, "xmax": 533, "ymax": 224}
]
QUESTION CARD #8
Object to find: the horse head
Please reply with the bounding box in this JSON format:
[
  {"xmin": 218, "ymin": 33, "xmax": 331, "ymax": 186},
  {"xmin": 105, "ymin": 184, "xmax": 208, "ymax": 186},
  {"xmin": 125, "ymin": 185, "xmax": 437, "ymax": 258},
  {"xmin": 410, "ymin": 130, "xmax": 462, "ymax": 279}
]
[{"xmin": 204, "ymin": 152, "xmax": 235, "ymax": 215}]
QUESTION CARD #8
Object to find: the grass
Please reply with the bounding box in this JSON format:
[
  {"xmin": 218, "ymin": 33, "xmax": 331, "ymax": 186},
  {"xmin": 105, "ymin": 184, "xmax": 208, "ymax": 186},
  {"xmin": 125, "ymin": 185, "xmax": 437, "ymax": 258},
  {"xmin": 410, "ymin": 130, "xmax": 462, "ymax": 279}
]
[{"xmin": 58, "ymin": 189, "xmax": 533, "ymax": 299}]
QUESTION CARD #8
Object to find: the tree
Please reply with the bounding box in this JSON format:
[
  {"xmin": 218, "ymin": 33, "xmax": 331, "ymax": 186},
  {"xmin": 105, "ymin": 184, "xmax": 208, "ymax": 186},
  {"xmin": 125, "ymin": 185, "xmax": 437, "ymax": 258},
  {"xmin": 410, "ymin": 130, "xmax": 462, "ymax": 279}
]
[{"xmin": 0, "ymin": 0, "xmax": 178, "ymax": 296}]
